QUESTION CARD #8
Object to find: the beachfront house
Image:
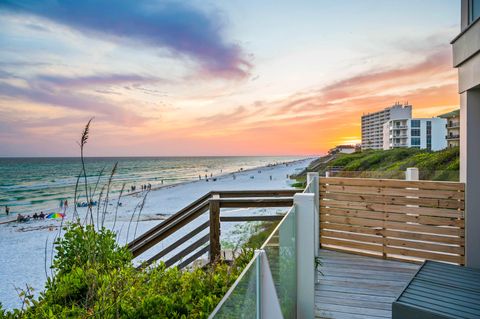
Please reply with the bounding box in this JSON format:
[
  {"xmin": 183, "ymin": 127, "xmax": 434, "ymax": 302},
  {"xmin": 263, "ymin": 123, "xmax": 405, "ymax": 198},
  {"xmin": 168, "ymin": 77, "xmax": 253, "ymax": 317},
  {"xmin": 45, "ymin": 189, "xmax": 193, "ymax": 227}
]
[
  {"xmin": 452, "ymin": 0, "xmax": 480, "ymax": 268},
  {"xmin": 328, "ymin": 145, "xmax": 356, "ymax": 155},
  {"xmin": 130, "ymin": 1, "xmax": 480, "ymax": 317}
]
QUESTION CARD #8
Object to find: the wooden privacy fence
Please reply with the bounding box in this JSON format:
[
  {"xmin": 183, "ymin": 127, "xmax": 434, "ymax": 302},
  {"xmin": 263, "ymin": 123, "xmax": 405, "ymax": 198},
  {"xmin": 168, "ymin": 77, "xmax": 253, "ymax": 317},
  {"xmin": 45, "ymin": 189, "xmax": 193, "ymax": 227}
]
[{"xmin": 319, "ymin": 177, "xmax": 465, "ymax": 264}]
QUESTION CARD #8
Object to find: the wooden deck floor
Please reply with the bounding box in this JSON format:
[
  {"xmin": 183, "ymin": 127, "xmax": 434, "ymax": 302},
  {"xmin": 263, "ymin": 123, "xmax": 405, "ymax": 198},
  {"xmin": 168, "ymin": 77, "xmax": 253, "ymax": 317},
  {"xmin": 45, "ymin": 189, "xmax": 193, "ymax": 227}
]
[{"xmin": 315, "ymin": 249, "xmax": 420, "ymax": 319}]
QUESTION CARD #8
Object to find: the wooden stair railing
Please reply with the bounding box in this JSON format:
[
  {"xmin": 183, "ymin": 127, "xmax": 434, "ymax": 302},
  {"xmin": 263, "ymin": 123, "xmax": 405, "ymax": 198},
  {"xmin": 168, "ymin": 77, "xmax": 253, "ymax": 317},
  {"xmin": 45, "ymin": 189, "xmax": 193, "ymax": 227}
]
[
  {"xmin": 128, "ymin": 189, "xmax": 301, "ymax": 270},
  {"xmin": 128, "ymin": 192, "xmax": 212, "ymax": 255}
]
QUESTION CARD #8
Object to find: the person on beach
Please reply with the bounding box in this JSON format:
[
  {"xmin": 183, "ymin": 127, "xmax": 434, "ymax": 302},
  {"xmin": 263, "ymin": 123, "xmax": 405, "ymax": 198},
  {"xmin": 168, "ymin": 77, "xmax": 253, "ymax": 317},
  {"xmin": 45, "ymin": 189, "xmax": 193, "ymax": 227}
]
[
  {"xmin": 199, "ymin": 175, "xmax": 201, "ymax": 180},
  {"xmin": 59, "ymin": 200, "xmax": 63, "ymax": 209},
  {"xmin": 5, "ymin": 205, "xmax": 9, "ymax": 216},
  {"xmin": 39, "ymin": 212, "xmax": 45, "ymax": 219},
  {"xmin": 64, "ymin": 200, "xmax": 68, "ymax": 209},
  {"xmin": 270, "ymin": 175, "xmax": 272, "ymax": 180},
  {"xmin": 33, "ymin": 213, "xmax": 38, "ymax": 220}
]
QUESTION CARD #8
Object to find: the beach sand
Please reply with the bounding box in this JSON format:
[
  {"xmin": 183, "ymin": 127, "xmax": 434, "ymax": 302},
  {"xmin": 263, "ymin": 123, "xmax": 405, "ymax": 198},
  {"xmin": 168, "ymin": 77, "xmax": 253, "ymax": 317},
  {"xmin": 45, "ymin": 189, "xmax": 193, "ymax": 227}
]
[{"xmin": 0, "ymin": 158, "xmax": 313, "ymax": 310}]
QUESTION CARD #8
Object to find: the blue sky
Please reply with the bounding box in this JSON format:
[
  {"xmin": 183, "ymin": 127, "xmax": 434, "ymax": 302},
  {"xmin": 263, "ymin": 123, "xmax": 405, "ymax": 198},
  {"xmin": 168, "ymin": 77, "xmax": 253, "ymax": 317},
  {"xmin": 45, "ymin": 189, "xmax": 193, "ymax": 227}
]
[{"xmin": 0, "ymin": 0, "xmax": 460, "ymax": 156}]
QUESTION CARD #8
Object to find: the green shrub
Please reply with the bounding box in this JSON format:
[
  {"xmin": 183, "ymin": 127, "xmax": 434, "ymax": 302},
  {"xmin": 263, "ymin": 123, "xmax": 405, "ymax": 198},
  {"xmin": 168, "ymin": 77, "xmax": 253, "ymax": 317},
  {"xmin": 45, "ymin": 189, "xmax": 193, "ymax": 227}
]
[{"xmin": 2, "ymin": 222, "xmax": 253, "ymax": 319}]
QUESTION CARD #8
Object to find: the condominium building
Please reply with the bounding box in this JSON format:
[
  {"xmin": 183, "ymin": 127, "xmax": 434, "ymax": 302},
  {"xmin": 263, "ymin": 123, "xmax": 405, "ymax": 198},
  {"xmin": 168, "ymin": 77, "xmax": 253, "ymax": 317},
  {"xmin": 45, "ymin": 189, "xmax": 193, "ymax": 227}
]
[
  {"xmin": 439, "ymin": 109, "xmax": 460, "ymax": 148},
  {"xmin": 361, "ymin": 103, "xmax": 412, "ymax": 150},
  {"xmin": 382, "ymin": 118, "xmax": 447, "ymax": 151}
]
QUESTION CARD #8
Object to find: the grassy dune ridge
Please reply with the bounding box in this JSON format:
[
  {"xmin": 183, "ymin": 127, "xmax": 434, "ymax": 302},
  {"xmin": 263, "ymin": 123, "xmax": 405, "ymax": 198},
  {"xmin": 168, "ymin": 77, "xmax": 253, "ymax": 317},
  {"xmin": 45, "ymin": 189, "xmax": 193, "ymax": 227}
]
[{"xmin": 298, "ymin": 147, "xmax": 459, "ymax": 182}]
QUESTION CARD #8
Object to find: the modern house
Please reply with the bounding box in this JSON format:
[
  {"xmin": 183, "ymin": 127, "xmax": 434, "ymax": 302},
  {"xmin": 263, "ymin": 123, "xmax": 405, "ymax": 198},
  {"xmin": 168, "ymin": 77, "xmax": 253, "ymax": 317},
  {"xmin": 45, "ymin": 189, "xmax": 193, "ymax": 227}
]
[
  {"xmin": 382, "ymin": 117, "xmax": 447, "ymax": 151},
  {"xmin": 130, "ymin": 2, "xmax": 480, "ymax": 318},
  {"xmin": 328, "ymin": 144, "xmax": 356, "ymax": 155},
  {"xmin": 361, "ymin": 103, "xmax": 412, "ymax": 150},
  {"xmin": 439, "ymin": 109, "xmax": 460, "ymax": 148},
  {"xmin": 452, "ymin": 0, "xmax": 480, "ymax": 268}
]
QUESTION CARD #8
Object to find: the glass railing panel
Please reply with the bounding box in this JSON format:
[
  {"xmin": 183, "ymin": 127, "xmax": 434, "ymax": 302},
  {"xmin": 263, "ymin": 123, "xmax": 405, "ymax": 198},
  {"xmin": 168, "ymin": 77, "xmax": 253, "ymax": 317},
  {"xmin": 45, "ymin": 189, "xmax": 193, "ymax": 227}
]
[
  {"xmin": 303, "ymin": 180, "xmax": 313, "ymax": 193},
  {"xmin": 262, "ymin": 207, "xmax": 296, "ymax": 318},
  {"xmin": 210, "ymin": 254, "xmax": 258, "ymax": 319}
]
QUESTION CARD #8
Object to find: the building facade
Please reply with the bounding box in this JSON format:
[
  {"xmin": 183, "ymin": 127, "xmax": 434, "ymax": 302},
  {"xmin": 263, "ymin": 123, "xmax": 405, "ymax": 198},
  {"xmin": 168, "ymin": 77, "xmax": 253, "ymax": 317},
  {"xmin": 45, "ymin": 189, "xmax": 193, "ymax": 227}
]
[
  {"xmin": 452, "ymin": 0, "xmax": 480, "ymax": 267},
  {"xmin": 361, "ymin": 103, "xmax": 412, "ymax": 150},
  {"xmin": 439, "ymin": 109, "xmax": 460, "ymax": 148},
  {"xmin": 382, "ymin": 118, "xmax": 447, "ymax": 151}
]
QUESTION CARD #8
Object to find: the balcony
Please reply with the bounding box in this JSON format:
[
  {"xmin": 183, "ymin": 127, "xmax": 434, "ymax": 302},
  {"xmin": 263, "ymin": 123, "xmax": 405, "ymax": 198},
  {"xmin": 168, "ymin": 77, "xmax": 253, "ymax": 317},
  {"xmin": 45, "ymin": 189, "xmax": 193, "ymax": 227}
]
[
  {"xmin": 391, "ymin": 142, "xmax": 408, "ymax": 147},
  {"xmin": 391, "ymin": 125, "xmax": 408, "ymax": 130},
  {"xmin": 446, "ymin": 134, "xmax": 460, "ymax": 140},
  {"xmin": 446, "ymin": 122, "xmax": 460, "ymax": 128},
  {"xmin": 390, "ymin": 134, "xmax": 407, "ymax": 138}
]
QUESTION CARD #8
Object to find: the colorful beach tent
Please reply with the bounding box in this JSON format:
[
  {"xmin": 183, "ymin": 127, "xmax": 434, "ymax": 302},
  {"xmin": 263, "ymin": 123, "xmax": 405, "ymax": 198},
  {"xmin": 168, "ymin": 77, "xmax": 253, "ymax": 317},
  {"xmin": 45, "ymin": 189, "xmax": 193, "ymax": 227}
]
[{"xmin": 46, "ymin": 212, "xmax": 65, "ymax": 219}]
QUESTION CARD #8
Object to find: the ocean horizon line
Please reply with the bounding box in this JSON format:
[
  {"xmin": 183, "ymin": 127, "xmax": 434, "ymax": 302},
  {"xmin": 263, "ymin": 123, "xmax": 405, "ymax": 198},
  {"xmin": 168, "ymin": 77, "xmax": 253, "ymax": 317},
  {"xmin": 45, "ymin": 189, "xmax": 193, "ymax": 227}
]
[{"xmin": 0, "ymin": 154, "xmax": 320, "ymax": 159}]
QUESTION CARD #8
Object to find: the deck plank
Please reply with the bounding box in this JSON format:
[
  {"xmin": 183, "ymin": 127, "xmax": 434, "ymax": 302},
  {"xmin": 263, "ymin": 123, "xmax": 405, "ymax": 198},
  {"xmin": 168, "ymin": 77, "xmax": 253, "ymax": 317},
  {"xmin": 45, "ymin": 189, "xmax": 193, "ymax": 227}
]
[{"xmin": 315, "ymin": 249, "xmax": 419, "ymax": 319}]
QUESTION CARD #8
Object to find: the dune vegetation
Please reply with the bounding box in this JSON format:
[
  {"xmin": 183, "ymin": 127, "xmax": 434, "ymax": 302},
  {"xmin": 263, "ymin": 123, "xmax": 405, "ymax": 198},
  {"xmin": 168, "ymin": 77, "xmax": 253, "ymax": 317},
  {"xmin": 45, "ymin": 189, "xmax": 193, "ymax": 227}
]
[{"xmin": 298, "ymin": 147, "xmax": 459, "ymax": 182}]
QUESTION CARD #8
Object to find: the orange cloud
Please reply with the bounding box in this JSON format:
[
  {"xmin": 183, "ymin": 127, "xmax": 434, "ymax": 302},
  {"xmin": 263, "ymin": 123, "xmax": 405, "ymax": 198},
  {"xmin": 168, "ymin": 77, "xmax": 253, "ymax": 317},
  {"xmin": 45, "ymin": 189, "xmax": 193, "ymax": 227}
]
[{"xmin": 174, "ymin": 47, "xmax": 459, "ymax": 155}]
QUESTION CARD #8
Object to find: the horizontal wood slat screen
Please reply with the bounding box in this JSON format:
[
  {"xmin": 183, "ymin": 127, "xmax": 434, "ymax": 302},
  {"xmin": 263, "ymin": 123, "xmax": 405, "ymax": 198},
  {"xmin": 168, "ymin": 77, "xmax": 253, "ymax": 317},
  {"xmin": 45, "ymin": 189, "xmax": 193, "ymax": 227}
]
[{"xmin": 319, "ymin": 177, "xmax": 465, "ymax": 265}]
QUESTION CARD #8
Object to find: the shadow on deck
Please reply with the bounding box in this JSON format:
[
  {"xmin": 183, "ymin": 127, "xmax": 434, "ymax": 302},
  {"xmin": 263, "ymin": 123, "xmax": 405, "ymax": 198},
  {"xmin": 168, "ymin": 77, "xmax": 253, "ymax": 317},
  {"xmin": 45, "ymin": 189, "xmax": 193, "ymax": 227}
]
[{"xmin": 316, "ymin": 249, "xmax": 420, "ymax": 319}]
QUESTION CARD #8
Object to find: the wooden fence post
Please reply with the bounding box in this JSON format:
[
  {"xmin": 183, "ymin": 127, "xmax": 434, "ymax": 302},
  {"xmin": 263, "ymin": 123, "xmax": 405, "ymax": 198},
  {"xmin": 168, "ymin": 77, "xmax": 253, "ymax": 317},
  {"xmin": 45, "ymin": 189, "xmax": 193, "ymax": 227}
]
[{"xmin": 209, "ymin": 194, "xmax": 221, "ymax": 263}]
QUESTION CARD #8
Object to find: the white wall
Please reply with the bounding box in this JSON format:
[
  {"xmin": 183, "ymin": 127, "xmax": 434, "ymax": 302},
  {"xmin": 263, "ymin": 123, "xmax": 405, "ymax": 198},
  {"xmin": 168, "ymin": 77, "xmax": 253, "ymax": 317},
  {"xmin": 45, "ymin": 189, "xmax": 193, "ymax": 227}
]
[
  {"xmin": 430, "ymin": 118, "xmax": 447, "ymax": 151},
  {"xmin": 461, "ymin": 89, "xmax": 480, "ymax": 268},
  {"xmin": 383, "ymin": 122, "xmax": 390, "ymax": 150}
]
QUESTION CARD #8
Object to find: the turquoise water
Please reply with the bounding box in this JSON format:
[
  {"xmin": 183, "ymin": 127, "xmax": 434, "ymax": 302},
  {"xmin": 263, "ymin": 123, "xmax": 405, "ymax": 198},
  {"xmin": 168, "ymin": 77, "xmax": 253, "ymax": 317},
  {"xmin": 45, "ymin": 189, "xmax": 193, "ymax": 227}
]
[{"xmin": 0, "ymin": 156, "xmax": 303, "ymax": 215}]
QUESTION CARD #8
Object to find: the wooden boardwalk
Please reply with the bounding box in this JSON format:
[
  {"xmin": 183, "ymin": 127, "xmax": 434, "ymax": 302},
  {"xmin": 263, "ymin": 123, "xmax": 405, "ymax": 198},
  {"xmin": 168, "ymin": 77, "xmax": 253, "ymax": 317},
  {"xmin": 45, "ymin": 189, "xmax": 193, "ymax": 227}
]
[{"xmin": 315, "ymin": 249, "xmax": 420, "ymax": 319}]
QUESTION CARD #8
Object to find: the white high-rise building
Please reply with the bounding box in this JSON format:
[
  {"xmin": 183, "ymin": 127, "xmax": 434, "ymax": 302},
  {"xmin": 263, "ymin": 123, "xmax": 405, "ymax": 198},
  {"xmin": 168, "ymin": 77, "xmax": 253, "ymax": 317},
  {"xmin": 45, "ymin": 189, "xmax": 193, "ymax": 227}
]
[
  {"xmin": 382, "ymin": 118, "xmax": 447, "ymax": 151},
  {"xmin": 361, "ymin": 103, "xmax": 412, "ymax": 150}
]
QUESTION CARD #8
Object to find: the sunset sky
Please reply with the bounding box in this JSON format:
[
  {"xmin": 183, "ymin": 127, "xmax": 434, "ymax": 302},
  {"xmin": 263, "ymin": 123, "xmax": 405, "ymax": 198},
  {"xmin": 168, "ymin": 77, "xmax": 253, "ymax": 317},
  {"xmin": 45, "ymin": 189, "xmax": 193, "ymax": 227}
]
[{"xmin": 0, "ymin": 0, "xmax": 460, "ymax": 156}]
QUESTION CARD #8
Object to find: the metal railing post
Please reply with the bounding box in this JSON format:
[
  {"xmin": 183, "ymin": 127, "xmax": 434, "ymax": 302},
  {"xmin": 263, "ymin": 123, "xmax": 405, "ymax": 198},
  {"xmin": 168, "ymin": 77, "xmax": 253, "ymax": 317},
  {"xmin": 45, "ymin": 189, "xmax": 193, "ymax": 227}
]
[
  {"xmin": 405, "ymin": 167, "xmax": 419, "ymax": 181},
  {"xmin": 255, "ymin": 249, "xmax": 283, "ymax": 319},
  {"xmin": 307, "ymin": 172, "xmax": 319, "ymax": 257},
  {"xmin": 209, "ymin": 194, "xmax": 221, "ymax": 263},
  {"xmin": 256, "ymin": 251, "xmax": 262, "ymax": 319},
  {"xmin": 294, "ymin": 193, "xmax": 315, "ymax": 319}
]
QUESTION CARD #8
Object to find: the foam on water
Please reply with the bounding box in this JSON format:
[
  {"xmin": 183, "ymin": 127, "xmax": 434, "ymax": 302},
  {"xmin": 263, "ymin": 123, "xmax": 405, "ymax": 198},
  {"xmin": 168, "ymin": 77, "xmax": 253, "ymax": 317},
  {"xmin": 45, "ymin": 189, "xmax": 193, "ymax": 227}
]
[{"xmin": 0, "ymin": 156, "xmax": 304, "ymax": 215}]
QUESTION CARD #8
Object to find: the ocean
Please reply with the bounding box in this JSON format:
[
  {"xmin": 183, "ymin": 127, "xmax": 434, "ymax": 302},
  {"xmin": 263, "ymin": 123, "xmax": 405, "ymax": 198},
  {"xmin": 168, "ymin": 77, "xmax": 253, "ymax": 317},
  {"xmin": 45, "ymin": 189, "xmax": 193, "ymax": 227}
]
[{"xmin": 0, "ymin": 156, "xmax": 304, "ymax": 215}]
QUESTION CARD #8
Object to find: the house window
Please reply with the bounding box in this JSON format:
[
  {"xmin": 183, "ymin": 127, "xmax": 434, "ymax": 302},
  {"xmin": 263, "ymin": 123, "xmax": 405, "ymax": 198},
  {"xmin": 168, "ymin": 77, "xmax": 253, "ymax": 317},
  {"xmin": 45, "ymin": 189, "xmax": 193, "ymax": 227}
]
[
  {"xmin": 411, "ymin": 137, "xmax": 421, "ymax": 146},
  {"xmin": 411, "ymin": 120, "xmax": 420, "ymax": 128},
  {"xmin": 471, "ymin": 0, "xmax": 480, "ymax": 23},
  {"xmin": 426, "ymin": 121, "xmax": 432, "ymax": 150},
  {"xmin": 411, "ymin": 129, "xmax": 421, "ymax": 137}
]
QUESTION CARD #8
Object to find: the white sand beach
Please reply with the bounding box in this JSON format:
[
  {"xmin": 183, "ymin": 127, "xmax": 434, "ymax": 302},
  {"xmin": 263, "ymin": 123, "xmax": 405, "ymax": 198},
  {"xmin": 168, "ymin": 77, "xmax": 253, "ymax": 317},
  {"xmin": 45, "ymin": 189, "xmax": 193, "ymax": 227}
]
[{"xmin": 0, "ymin": 158, "xmax": 313, "ymax": 310}]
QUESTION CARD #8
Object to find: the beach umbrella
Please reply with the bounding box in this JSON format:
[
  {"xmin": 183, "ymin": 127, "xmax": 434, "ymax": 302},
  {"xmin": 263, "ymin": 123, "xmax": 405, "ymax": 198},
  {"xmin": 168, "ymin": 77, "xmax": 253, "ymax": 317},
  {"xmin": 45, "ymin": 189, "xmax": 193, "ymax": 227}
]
[{"xmin": 46, "ymin": 212, "xmax": 65, "ymax": 219}]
